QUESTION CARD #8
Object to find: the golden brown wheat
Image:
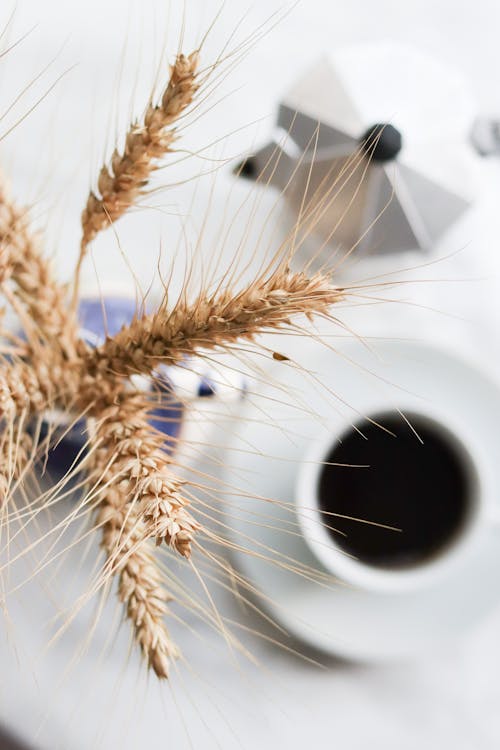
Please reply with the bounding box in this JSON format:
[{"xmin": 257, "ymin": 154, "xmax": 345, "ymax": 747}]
[
  {"xmin": 0, "ymin": 359, "xmax": 58, "ymax": 420},
  {"xmin": 79, "ymin": 52, "xmax": 199, "ymax": 253},
  {"xmin": 85, "ymin": 268, "xmax": 344, "ymax": 379},
  {"xmin": 96, "ymin": 476, "xmax": 180, "ymax": 679},
  {"xmin": 89, "ymin": 390, "xmax": 198, "ymax": 677},
  {"xmin": 0, "ymin": 421, "xmax": 32, "ymax": 505},
  {"xmin": 90, "ymin": 391, "xmax": 197, "ymax": 555},
  {"xmin": 0, "ymin": 181, "xmax": 78, "ymax": 356}
]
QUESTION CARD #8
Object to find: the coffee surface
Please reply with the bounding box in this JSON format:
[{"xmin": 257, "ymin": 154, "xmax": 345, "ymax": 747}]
[{"xmin": 318, "ymin": 412, "xmax": 472, "ymax": 568}]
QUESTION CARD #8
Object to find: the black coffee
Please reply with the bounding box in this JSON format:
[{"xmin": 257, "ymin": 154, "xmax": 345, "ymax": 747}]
[{"xmin": 318, "ymin": 412, "xmax": 473, "ymax": 569}]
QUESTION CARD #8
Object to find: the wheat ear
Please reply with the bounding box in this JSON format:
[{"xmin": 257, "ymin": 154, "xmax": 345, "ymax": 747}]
[
  {"xmin": 84, "ymin": 268, "xmax": 344, "ymax": 379},
  {"xmin": 90, "ymin": 391, "xmax": 197, "ymax": 677},
  {"xmin": 0, "ymin": 421, "xmax": 32, "ymax": 506},
  {"xmin": 0, "ymin": 359, "xmax": 59, "ymax": 421},
  {"xmin": 0, "ymin": 181, "xmax": 78, "ymax": 356},
  {"xmin": 97, "ymin": 484, "xmax": 179, "ymax": 679},
  {"xmin": 75, "ymin": 51, "xmax": 200, "ymax": 297},
  {"xmin": 90, "ymin": 391, "xmax": 197, "ymax": 555}
]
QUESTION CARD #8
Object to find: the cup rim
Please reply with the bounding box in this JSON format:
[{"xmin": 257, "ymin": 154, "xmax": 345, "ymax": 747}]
[{"xmin": 295, "ymin": 401, "xmax": 491, "ymax": 594}]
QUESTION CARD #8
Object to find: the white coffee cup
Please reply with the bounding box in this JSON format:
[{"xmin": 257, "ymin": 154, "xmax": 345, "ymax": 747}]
[{"xmin": 296, "ymin": 401, "xmax": 498, "ymax": 594}]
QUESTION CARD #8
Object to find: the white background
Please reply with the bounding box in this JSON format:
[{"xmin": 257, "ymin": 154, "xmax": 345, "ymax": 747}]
[{"xmin": 2, "ymin": 1, "xmax": 500, "ymax": 748}]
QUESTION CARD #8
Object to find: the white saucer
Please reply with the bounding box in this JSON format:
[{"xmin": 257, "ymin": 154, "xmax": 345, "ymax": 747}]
[{"xmin": 215, "ymin": 338, "xmax": 500, "ymax": 661}]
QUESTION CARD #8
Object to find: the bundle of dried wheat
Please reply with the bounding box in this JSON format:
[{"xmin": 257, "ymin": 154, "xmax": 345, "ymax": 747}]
[{"xmin": 0, "ymin": 44, "xmax": 347, "ymax": 680}]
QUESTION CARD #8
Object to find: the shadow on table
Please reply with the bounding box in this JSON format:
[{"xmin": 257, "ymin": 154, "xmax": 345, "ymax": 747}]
[{"xmin": 0, "ymin": 726, "xmax": 37, "ymax": 750}]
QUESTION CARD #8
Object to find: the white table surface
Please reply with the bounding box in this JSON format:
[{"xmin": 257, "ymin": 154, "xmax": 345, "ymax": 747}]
[{"xmin": 2, "ymin": 1, "xmax": 500, "ymax": 748}]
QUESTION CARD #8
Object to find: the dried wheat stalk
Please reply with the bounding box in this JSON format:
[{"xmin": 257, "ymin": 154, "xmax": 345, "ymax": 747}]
[
  {"xmin": 79, "ymin": 52, "xmax": 199, "ymax": 254},
  {"xmin": 85, "ymin": 268, "xmax": 344, "ymax": 379},
  {"xmin": 0, "ymin": 242, "xmax": 10, "ymax": 287},
  {"xmin": 96, "ymin": 476, "xmax": 179, "ymax": 678},
  {"xmin": 0, "ymin": 421, "xmax": 32, "ymax": 505},
  {"xmin": 91, "ymin": 391, "xmax": 194, "ymax": 677},
  {"xmin": 90, "ymin": 391, "xmax": 198, "ymax": 555},
  {"xmin": 0, "ymin": 181, "xmax": 75, "ymax": 512},
  {"xmin": 0, "ymin": 359, "xmax": 58, "ymax": 421},
  {"xmin": 0, "ymin": 182, "xmax": 78, "ymax": 355}
]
